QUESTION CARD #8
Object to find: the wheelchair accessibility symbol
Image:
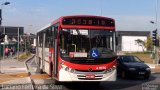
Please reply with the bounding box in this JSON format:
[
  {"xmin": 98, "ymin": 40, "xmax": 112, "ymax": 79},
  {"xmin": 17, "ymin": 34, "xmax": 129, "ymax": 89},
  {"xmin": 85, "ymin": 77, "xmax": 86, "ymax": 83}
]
[{"xmin": 90, "ymin": 49, "xmax": 99, "ymax": 58}]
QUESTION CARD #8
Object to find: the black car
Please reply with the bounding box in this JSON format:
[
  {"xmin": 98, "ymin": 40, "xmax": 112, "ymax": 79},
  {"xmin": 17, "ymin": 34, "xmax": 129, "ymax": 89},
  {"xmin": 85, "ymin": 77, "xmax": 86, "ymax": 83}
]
[{"xmin": 117, "ymin": 55, "xmax": 151, "ymax": 79}]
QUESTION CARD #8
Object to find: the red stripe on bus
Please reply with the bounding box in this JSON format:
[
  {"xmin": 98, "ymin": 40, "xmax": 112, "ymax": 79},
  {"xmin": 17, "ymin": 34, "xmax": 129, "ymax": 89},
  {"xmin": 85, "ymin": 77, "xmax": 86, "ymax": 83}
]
[{"xmin": 62, "ymin": 59, "xmax": 116, "ymax": 70}]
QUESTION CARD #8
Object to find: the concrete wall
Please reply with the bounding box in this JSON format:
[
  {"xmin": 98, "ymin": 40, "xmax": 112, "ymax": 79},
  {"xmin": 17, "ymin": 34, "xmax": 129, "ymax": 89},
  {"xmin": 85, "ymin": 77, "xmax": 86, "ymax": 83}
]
[{"xmin": 122, "ymin": 36, "xmax": 147, "ymax": 52}]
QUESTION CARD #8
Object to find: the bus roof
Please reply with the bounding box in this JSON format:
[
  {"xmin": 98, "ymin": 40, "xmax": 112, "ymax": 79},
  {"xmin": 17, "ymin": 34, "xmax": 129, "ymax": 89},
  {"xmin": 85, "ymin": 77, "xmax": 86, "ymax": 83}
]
[
  {"xmin": 51, "ymin": 15, "xmax": 114, "ymax": 25},
  {"xmin": 37, "ymin": 23, "xmax": 51, "ymax": 32}
]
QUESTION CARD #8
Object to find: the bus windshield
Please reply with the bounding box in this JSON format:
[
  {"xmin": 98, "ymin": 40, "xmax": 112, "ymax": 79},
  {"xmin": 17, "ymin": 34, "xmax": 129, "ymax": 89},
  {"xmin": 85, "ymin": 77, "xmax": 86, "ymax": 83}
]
[{"xmin": 60, "ymin": 29, "xmax": 115, "ymax": 58}]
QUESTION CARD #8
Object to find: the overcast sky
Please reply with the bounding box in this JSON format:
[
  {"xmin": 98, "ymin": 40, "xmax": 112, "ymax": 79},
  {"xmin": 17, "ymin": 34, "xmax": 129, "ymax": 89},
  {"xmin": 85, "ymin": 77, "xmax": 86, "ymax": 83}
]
[{"xmin": 1, "ymin": 0, "xmax": 160, "ymax": 34}]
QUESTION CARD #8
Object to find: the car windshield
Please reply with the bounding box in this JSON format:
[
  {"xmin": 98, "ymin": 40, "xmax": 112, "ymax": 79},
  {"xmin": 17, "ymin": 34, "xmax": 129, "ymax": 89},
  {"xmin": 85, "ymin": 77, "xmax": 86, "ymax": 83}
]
[
  {"xmin": 118, "ymin": 56, "xmax": 142, "ymax": 63},
  {"xmin": 59, "ymin": 29, "xmax": 116, "ymax": 58}
]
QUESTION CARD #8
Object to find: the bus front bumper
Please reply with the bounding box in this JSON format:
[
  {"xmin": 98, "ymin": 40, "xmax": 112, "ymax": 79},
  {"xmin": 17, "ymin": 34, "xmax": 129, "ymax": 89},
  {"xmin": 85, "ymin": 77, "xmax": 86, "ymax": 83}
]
[{"xmin": 58, "ymin": 69, "xmax": 116, "ymax": 82}]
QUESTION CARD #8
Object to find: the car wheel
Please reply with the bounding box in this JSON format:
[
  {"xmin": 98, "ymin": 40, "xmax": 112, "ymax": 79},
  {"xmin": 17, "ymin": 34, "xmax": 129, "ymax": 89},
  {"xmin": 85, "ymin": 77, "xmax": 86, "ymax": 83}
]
[
  {"xmin": 144, "ymin": 75, "xmax": 150, "ymax": 79},
  {"xmin": 121, "ymin": 71, "xmax": 126, "ymax": 78}
]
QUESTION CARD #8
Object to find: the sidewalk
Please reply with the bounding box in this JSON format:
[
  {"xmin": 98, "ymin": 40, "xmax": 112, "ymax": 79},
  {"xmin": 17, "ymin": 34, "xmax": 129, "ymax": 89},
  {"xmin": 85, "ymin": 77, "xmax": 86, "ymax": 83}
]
[{"xmin": 0, "ymin": 55, "xmax": 34, "ymax": 85}]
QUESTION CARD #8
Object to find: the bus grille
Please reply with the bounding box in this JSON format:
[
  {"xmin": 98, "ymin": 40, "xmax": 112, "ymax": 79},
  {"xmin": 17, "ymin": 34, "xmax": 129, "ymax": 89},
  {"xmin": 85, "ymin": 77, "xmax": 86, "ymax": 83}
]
[
  {"xmin": 75, "ymin": 69, "xmax": 105, "ymax": 72},
  {"xmin": 77, "ymin": 75, "xmax": 103, "ymax": 80}
]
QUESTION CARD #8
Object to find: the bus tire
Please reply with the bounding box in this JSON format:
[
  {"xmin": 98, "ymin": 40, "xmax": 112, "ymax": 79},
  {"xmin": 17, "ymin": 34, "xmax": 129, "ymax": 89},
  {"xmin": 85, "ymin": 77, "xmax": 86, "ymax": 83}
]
[
  {"xmin": 39, "ymin": 58, "xmax": 44, "ymax": 74},
  {"xmin": 49, "ymin": 62, "xmax": 53, "ymax": 78},
  {"xmin": 37, "ymin": 57, "xmax": 41, "ymax": 68}
]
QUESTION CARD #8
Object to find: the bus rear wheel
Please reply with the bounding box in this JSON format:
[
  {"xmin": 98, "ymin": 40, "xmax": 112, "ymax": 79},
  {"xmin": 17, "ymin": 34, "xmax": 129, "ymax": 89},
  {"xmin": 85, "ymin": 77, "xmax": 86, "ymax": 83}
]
[
  {"xmin": 49, "ymin": 62, "xmax": 53, "ymax": 78},
  {"xmin": 39, "ymin": 58, "xmax": 44, "ymax": 74}
]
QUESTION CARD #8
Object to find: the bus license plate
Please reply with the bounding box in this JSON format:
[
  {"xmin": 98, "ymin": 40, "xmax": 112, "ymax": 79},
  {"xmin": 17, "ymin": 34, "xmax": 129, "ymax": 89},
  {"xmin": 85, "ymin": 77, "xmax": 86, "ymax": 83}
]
[
  {"xmin": 139, "ymin": 72, "xmax": 145, "ymax": 75},
  {"xmin": 85, "ymin": 74, "xmax": 95, "ymax": 79}
]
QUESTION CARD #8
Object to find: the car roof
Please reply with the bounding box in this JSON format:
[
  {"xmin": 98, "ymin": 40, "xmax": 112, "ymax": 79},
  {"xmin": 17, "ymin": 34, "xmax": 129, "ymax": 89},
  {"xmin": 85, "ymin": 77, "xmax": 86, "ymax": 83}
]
[{"xmin": 117, "ymin": 55, "xmax": 135, "ymax": 57}]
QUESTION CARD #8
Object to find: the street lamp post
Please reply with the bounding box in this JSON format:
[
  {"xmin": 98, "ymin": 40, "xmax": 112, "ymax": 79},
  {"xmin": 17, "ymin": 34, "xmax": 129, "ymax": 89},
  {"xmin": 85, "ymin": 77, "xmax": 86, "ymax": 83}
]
[
  {"xmin": 0, "ymin": 1, "xmax": 10, "ymax": 73},
  {"xmin": 0, "ymin": 2, "xmax": 10, "ymax": 25},
  {"xmin": 155, "ymin": 0, "xmax": 159, "ymax": 64},
  {"xmin": 2, "ymin": 2, "xmax": 10, "ymax": 61},
  {"xmin": 17, "ymin": 27, "xmax": 20, "ymax": 61}
]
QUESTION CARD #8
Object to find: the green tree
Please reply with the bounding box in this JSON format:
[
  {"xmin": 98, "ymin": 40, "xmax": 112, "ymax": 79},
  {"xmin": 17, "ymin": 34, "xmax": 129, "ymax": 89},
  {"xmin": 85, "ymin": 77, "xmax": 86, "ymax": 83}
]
[{"xmin": 145, "ymin": 36, "xmax": 153, "ymax": 51}]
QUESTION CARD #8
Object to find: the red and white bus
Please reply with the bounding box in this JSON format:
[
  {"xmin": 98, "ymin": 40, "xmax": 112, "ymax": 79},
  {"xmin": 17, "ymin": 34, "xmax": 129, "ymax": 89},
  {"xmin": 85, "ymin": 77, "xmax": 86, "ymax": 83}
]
[{"xmin": 36, "ymin": 15, "xmax": 117, "ymax": 83}]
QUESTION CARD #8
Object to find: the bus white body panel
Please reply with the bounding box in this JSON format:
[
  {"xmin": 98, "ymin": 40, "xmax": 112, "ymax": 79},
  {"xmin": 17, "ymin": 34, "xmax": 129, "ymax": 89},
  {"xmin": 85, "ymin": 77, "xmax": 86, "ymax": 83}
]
[
  {"xmin": 38, "ymin": 47, "xmax": 50, "ymax": 75},
  {"xmin": 44, "ymin": 48, "xmax": 50, "ymax": 74},
  {"xmin": 59, "ymin": 69, "xmax": 116, "ymax": 81}
]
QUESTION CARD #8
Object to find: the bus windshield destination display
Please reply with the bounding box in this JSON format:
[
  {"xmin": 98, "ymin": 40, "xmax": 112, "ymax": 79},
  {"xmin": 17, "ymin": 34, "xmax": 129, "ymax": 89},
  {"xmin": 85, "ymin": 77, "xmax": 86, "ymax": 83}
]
[{"xmin": 62, "ymin": 17, "xmax": 114, "ymax": 27}]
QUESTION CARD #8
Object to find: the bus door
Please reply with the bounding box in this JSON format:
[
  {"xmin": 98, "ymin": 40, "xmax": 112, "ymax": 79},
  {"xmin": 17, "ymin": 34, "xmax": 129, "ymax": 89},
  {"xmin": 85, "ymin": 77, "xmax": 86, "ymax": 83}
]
[
  {"xmin": 53, "ymin": 26, "xmax": 58, "ymax": 77},
  {"xmin": 42, "ymin": 33, "xmax": 46, "ymax": 71},
  {"xmin": 36, "ymin": 35, "xmax": 40, "ymax": 67}
]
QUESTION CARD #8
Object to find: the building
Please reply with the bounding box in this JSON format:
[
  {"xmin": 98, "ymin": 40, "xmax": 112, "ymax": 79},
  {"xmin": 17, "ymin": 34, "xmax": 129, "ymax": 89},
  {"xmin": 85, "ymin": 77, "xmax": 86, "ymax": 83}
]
[
  {"xmin": 116, "ymin": 31, "xmax": 150, "ymax": 52},
  {"xmin": 0, "ymin": 26, "xmax": 24, "ymax": 43},
  {"xmin": 20, "ymin": 33, "xmax": 36, "ymax": 45},
  {"xmin": 0, "ymin": 26, "xmax": 24, "ymax": 56}
]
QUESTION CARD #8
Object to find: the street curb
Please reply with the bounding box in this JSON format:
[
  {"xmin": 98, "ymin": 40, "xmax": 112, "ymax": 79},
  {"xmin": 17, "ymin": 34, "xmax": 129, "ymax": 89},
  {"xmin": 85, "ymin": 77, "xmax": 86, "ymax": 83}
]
[
  {"xmin": 24, "ymin": 54, "xmax": 36, "ymax": 90},
  {"xmin": 24, "ymin": 54, "xmax": 35, "ymax": 75}
]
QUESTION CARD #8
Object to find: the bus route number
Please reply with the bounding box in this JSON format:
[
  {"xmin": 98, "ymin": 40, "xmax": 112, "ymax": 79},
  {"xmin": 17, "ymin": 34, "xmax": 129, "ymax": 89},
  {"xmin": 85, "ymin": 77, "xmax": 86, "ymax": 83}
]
[{"xmin": 96, "ymin": 66, "xmax": 106, "ymax": 70}]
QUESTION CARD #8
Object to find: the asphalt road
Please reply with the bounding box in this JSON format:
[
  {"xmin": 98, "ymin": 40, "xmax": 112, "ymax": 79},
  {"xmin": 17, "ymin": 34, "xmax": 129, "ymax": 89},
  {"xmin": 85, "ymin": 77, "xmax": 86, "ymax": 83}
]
[
  {"xmin": 59, "ymin": 73, "xmax": 160, "ymax": 90},
  {"xmin": 27, "ymin": 58, "xmax": 160, "ymax": 90}
]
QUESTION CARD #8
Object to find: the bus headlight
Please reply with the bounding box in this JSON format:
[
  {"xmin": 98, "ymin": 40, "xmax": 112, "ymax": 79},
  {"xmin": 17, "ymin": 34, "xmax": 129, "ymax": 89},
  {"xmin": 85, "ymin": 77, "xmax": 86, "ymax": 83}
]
[
  {"xmin": 70, "ymin": 69, "xmax": 75, "ymax": 73},
  {"xmin": 61, "ymin": 63, "xmax": 75, "ymax": 73},
  {"xmin": 65, "ymin": 67, "xmax": 69, "ymax": 71},
  {"xmin": 104, "ymin": 65, "xmax": 116, "ymax": 73}
]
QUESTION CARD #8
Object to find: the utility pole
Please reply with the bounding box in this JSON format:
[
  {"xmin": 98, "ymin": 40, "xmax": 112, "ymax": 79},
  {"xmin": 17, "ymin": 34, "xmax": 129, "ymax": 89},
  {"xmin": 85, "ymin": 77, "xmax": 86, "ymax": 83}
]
[
  {"xmin": 152, "ymin": 29, "xmax": 158, "ymax": 63},
  {"xmin": 155, "ymin": 0, "xmax": 159, "ymax": 64},
  {"xmin": 2, "ymin": 27, "xmax": 5, "ymax": 61},
  {"xmin": 151, "ymin": 0, "xmax": 159, "ymax": 64},
  {"xmin": 17, "ymin": 27, "xmax": 20, "ymax": 61},
  {"xmin": 0, "ymin": 32, "xmax": 5, "ymax": 73}
]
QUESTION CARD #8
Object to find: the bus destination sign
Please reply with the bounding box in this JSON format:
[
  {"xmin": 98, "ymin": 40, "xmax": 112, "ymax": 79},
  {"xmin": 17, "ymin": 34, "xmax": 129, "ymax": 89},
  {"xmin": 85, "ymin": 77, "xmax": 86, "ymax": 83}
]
[{"xmin": 62, "ymin": 17, "xmax": 114, "ymax": 27}]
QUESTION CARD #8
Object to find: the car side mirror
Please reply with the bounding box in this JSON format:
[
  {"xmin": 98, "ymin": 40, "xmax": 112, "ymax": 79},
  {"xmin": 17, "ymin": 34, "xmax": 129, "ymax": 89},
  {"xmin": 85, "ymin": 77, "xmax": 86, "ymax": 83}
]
[{"xmin": 141, "ymin": 61, "xmax": 144, "ymax": 63}]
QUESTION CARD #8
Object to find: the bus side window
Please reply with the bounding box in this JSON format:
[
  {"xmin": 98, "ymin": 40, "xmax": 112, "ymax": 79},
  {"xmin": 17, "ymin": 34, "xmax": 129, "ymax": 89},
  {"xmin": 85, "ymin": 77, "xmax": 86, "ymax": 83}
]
[
  {"xmin": 54, "ymin": 27, "xmax": 58, "ymax": 39},
  {"xmin": 45, "ymin": 29, "xmax": 50, "ymax": 48},
  {"xmin": 49, "ymin": 27, "xmax": 54, "ymax": 47},
  {"xmin": 39, "ymin": 32, "xmax": 43, "ymax": 47}
]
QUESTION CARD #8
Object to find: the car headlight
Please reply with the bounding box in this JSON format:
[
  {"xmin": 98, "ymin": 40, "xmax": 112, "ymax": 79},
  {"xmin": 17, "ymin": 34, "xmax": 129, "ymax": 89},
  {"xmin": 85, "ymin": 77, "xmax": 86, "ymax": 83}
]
[
  {"xmin": 146, "ymin": 68, "xmax": 151, "ymax": 71},
  {"xmin": 129, "ymin": 68, "xmax": 136, "ymax": 71}
]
